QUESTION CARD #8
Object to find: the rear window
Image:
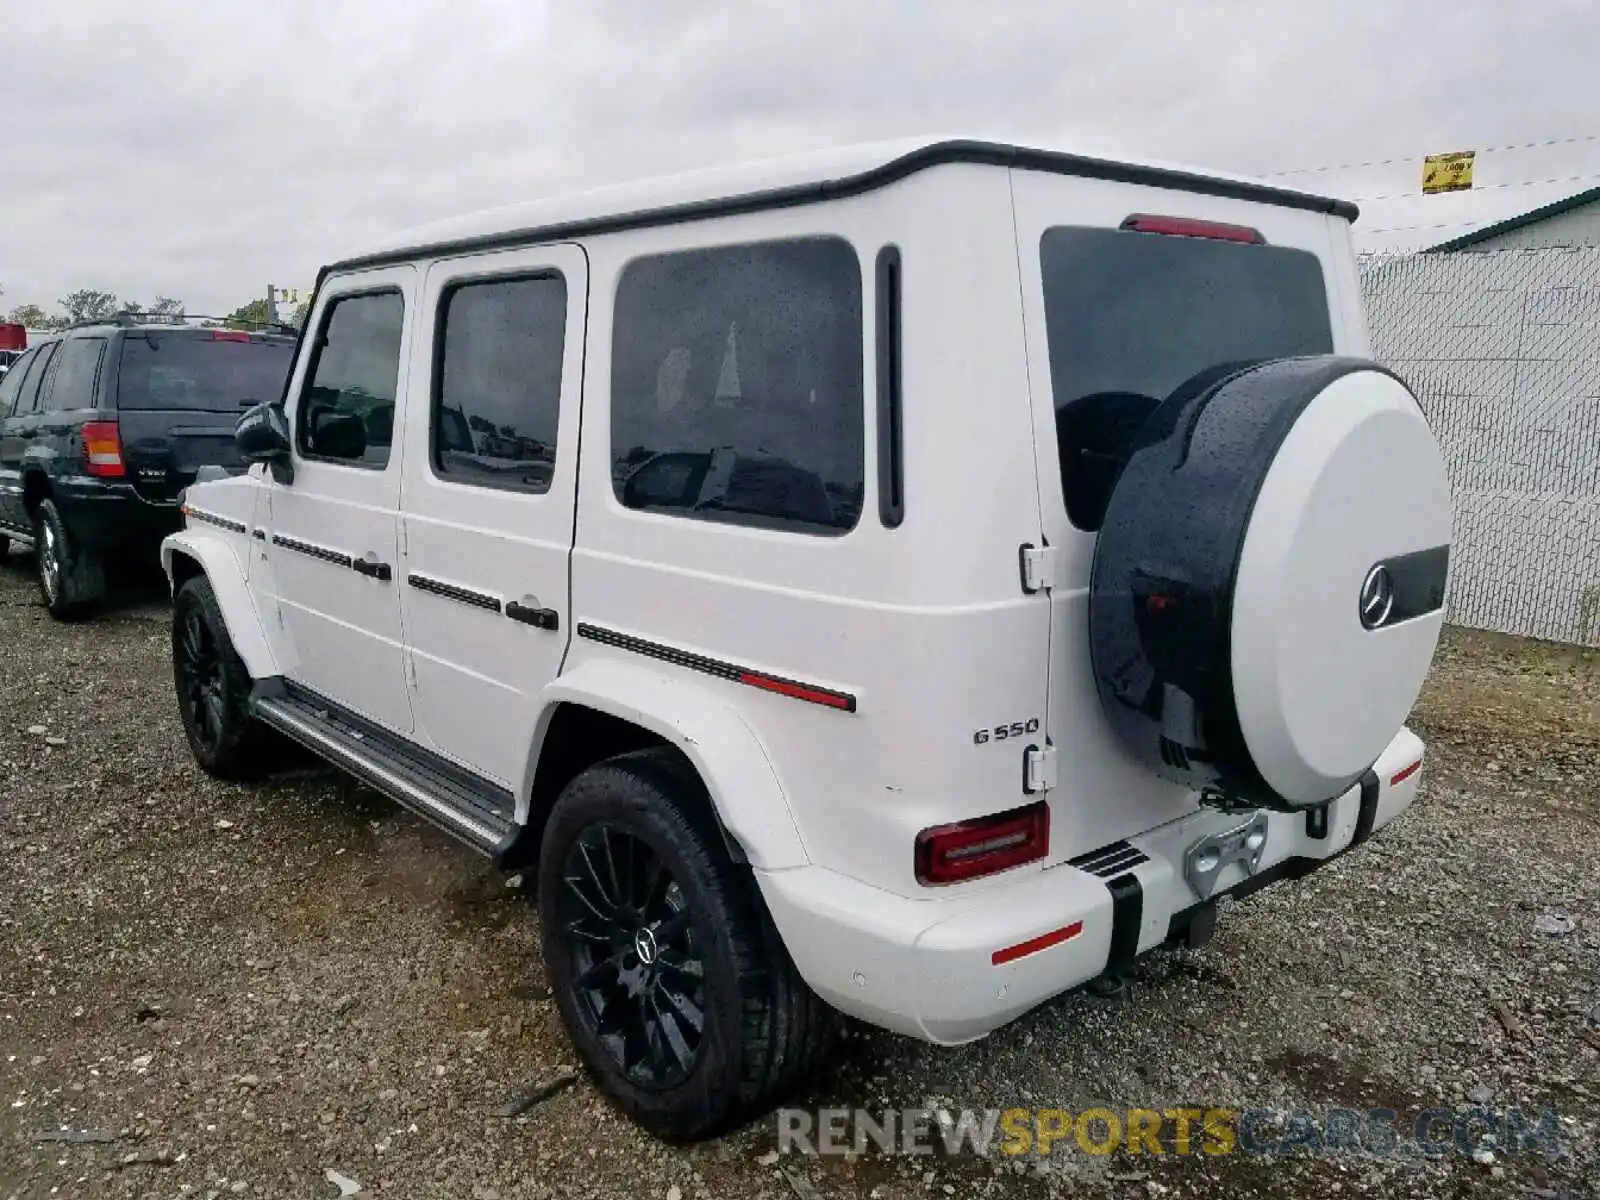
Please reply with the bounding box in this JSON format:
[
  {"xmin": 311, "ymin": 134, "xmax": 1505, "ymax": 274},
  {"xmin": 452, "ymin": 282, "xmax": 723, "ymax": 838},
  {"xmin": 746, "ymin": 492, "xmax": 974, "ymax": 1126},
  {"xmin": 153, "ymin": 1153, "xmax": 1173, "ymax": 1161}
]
[
  {"xmin": 116, "ymin": 333, "xmax": 295, "ymax": 412},
  {"xmin": 1041, "ymin": 225, "xmax": 1333, "ymax": 531}
]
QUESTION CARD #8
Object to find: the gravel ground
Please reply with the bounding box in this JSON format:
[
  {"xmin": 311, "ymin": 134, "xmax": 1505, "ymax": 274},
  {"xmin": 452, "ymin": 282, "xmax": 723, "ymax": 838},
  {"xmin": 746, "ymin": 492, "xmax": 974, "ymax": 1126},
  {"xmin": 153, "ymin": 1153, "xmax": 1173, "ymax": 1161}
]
[{"xmin": 1, "ymin": 554, "xmax": 1596, "ymax": 1200}]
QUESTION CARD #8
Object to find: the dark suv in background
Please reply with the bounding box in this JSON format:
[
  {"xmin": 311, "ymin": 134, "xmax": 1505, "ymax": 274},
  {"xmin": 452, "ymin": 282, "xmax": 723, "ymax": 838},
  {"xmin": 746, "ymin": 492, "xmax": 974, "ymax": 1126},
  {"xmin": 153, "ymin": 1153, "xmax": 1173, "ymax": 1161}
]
[{"xmin": 0, "ymin": 316, "xmax": 296, "ymax": 618}]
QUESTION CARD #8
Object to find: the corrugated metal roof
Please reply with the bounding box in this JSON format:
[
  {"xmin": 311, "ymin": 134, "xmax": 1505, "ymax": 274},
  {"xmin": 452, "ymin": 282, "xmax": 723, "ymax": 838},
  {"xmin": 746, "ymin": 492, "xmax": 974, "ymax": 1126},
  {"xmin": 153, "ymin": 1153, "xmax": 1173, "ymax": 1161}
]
[{"xmin": 1426, "ymin": 185, "xmax": 1600, "ymax": 252}]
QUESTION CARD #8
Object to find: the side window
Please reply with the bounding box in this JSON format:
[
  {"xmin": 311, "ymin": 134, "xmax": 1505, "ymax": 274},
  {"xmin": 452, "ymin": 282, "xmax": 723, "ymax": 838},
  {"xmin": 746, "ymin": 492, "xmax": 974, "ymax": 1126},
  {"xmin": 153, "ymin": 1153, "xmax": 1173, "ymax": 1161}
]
[
  {"xmin": 16, "ymin": 343, "xmax": 61, "ymax": 416},
  {"xmin": 611, "ymin": 237, "xmax": 865, "ymax": 534},
  {"xmin": 296, "ymin": 291, "xmax": 405, "ymax": 467},
  {"xmin": 433, "ymin": 274, "xmax": 566, "ymax": 493},
  {"xmin": 42, "ymin": 338, "xmax": 106, "ymax": 413},
  {"xmin": 0, "ymin": 349, "xmax": 36, "ymax": 416}
]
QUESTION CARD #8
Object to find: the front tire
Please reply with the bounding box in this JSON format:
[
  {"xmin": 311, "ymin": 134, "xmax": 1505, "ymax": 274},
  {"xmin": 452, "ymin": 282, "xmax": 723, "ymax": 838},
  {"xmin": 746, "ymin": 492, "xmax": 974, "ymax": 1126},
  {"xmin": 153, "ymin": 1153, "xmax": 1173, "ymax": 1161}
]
[
  {"xmin": 172, "ymin": 575, "xmax": 268, "ymax": 780},
  {"xmin": 537, "ymin": 749, "xmax": 836, "ymax": 1140},
  {"xmin": 34, "ymin": 498, "xmax": 105, "ymax": 621}
]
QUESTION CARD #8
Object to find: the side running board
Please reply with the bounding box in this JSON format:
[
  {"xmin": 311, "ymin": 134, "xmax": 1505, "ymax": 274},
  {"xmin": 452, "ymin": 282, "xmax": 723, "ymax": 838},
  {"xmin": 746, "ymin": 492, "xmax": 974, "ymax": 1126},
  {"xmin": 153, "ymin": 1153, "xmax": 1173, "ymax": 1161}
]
[{"xmin": 250, "ymin": 679, "xmax": 520, "ymax": 860}]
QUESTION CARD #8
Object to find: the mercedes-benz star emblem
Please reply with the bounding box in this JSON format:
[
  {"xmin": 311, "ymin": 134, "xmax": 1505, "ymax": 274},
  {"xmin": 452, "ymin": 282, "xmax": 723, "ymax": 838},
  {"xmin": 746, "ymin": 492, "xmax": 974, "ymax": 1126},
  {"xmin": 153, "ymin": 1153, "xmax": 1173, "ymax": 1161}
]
[
  {"xmin": 1360, "ymin": 564, "xmax": 1396, "ymax": 630},
  {"xmin": 634, "ymin": 927, "xmax": 659, "ymax": 966}
]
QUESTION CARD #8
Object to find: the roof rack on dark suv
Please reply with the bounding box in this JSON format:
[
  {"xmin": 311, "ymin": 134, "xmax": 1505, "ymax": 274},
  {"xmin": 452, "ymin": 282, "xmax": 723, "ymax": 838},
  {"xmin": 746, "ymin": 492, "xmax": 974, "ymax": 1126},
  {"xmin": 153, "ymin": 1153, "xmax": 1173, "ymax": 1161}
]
[
  {"xmin": 64, "ymin": 311, "xmax": 302, "ymax": 336},
  {"xmin": 0, "ymin": 318, "xmax": 298, "ymax": 619}
]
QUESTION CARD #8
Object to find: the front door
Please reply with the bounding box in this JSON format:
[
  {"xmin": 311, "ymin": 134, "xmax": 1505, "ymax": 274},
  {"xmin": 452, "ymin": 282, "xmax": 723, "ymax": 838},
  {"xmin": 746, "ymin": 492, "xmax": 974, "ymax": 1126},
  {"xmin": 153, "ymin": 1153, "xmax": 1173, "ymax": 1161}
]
[
  {"xmin": 263, "ymin": 267, "xmax": 417, "ymax": 734},
  {"xmin": 396, "ymin": 244, "xmax": 587, "ymax": 786}
]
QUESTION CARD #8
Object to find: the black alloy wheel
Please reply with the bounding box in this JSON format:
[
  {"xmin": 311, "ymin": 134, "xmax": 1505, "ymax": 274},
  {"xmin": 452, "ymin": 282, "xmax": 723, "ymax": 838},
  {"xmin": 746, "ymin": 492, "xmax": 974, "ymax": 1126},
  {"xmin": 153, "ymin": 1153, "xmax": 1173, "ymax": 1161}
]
[
  {"xmin": 555, "ymin": 822, "xmax": 707, "ymax": 1089},
  {"xmin": 537, "ymin": 749, "xmax": 837, "ymax": 1140},
  {"xmin": 170, "ymin": 576, "xmax": 270, "ymax": 780},
  {"xmin": 176, "ymin": 600, "xmax": 227, "ymax": 757}
]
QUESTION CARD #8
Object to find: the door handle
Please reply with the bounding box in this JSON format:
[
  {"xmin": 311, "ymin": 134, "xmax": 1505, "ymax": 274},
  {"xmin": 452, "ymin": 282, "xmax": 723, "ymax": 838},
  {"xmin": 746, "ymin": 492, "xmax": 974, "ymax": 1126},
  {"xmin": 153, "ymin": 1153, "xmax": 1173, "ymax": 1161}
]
[
  {"xmin": 506, "ymin": 600, "xmax": 559, "ymax": 630},
  {"xmin": 353, "ymin": 555, "xmax": 392, "ymax": 581}
]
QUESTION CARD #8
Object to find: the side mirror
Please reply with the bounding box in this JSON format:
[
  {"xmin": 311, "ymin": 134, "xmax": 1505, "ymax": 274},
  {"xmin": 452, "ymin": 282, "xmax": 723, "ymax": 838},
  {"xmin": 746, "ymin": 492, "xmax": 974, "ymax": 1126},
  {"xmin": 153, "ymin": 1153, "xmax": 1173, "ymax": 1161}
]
[{"xmin": 236, "ymin": 401, "xmax": 294, "ymax": 484}]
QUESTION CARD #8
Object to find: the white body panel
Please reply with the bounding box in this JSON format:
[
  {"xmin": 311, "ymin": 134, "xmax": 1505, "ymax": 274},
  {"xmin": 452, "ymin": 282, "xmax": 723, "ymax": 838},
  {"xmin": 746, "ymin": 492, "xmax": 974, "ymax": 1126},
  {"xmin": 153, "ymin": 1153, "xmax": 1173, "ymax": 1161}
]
[{"xmin": 569, "ymin": 165, "xmax": 1049, "ymax": 895}]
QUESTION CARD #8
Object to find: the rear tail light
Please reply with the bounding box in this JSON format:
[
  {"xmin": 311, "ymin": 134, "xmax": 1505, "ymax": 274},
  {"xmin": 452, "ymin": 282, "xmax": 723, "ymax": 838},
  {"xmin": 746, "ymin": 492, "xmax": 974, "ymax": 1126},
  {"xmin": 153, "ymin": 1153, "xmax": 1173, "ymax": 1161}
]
[
  {"xmin": 914, "ymin": 801, "xmax": 1050, "ymax": 886},
  {"xmin": 81, "ymin": 421, "xmax": 125, "ymax": 478},
  {"xmin": 1120, "ymin": 214, "xmax": 1266, "ymax": 244},
  {"xmin": 211, "ymin": 330, "xmax": 251, "ymax": 342}
]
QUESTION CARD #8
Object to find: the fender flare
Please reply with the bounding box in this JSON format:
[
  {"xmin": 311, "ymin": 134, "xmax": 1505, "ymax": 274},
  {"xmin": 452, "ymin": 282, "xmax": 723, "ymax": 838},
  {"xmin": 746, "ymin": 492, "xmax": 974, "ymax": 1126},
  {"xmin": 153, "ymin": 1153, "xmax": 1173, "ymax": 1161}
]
[
  {"xmin": 526, "ymin": 658, "xmax": 810, "ymax": 870},
  {"xmin": 160, "ymin": 531, "xmax": 278, "ymax": 681}
]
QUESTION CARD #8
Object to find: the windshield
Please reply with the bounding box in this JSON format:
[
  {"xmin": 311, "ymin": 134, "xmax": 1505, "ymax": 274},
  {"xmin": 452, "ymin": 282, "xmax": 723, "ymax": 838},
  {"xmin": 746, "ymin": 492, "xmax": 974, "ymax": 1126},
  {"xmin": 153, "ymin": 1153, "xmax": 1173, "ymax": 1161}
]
[
  {"xmin": 117, "ymin": 333, "xmax": 295, "ymax": 412},
  {"xmin": 1040, "ymin": 224, "xmax": 1334, "ymax": 530}
]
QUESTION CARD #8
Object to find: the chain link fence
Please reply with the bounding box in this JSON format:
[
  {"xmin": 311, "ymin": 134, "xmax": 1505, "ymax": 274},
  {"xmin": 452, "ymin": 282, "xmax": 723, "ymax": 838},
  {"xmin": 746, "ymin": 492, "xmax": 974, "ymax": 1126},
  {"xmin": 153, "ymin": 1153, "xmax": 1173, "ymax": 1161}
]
[{"xmin": 1359, "ymin": 244, "xmax": 1600, "ymax": 646}]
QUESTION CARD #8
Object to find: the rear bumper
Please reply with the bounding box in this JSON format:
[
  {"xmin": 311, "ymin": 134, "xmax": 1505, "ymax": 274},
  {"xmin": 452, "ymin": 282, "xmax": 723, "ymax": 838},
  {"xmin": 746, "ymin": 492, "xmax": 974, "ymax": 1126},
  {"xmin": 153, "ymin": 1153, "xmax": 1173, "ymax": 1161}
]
[
  {"xmin": 52, "ymin": 477, "xmax": 183, "ymax": 555},
  {"xmin": 758, "ymin": 727, "xmax": 1426, "ymax": 1044}
]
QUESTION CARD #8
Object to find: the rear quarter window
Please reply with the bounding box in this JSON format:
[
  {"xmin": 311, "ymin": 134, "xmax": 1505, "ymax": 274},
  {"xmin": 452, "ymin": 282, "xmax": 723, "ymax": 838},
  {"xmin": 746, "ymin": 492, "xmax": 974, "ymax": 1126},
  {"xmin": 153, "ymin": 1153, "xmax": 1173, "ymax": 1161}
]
[
  {"xmin": 1041, "ymin": 225, "xmax": 1333, "ymax": 531},
  {"xmin": 610, "ymin": 237, "xmax": 865, "ymax": 535}
]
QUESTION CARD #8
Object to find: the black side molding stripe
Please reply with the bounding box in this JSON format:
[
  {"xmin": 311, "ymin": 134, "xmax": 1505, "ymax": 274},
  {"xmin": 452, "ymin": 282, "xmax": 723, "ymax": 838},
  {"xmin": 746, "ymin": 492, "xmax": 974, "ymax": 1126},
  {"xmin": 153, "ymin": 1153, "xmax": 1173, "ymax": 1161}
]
[
  {"xmin": 407, "ymin": 572, "xmax": 502, "ymax": 613},
  {"xmin": 272, "ymin": 534, "xmax": 352, "ymax": 569},
  {"xmin": 576, "ymin": 623, "xmax": 857, "ymax": 713},
  {"xmin": 1105, "ymin": 873, "xmax": 1144, "ymax": 971},
  {"xmin": 182, "ymin": 507, "xmax": 247, "ymax": 535}
]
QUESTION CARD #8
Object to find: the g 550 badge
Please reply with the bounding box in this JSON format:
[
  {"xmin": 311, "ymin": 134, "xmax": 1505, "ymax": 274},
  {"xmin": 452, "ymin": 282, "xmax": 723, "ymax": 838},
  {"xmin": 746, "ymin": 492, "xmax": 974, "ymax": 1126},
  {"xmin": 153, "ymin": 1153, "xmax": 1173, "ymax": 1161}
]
[{"xmin": 974, "ymin": 718, "xmax": 1040, "ymax": 745}]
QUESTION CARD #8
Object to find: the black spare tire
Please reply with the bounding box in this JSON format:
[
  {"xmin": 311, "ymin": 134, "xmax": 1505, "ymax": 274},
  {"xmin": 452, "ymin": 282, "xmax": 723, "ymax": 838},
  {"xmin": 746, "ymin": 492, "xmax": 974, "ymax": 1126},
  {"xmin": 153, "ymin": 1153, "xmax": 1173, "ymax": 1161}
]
[{"xmin": 1088, "ymin": 356, "xmax": 1451, "ymax": 811}]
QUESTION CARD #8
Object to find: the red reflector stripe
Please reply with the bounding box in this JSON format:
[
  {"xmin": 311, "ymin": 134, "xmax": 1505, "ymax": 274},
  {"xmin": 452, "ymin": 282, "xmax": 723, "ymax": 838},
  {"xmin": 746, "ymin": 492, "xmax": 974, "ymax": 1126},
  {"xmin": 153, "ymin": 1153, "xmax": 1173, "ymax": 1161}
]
[
  {"xmin": 1390, "ymin": 759, "xmax": 1422, "ymax": 786},
  {"xmin": 737, "ymin": 671, "xmax": 853, "ymax": 710},
  {"xmin": 993, "ymin": 921, "xmax": 1084, "ymax": 966},
  {"xmin": 211, "ymin": 330, "xmax": 251, "ymax": 342},
  {"xmin": 573, "ymin": 624, "xmax": 857, "ymax": 713}
]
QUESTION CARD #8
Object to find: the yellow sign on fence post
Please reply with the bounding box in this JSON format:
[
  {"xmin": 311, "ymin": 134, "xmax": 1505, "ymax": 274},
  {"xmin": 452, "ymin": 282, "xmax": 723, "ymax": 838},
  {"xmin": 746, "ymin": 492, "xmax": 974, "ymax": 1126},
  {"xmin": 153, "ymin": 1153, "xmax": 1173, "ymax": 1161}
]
[{"xmin": 1422, "ymin": 151, "xmax": 1476, "ymax": 194}]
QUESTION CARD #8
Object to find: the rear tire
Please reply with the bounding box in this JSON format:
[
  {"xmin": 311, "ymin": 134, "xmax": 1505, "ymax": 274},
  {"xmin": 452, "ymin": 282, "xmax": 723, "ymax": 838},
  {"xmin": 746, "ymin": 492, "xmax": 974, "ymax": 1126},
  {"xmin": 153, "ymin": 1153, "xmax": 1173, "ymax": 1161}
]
[
  {"xmin": 172, "ymin": 575, "xmax": 270, "ymax": 780},
  {"xmin": 34, "ymin": 498, "xmax": 105, "ymax": 621},
  {"xmin": 537, "ymin": 748, "xmax": 836, "ymax": 1141}
]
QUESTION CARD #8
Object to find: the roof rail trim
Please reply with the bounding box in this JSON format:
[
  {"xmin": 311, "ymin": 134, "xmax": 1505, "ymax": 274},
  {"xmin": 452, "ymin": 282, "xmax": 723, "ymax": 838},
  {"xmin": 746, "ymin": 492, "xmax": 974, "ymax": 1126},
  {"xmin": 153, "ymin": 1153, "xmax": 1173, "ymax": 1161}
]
[{"xmin": 319, "ymin": 139, "xmax": 1358, "ymax": 281}]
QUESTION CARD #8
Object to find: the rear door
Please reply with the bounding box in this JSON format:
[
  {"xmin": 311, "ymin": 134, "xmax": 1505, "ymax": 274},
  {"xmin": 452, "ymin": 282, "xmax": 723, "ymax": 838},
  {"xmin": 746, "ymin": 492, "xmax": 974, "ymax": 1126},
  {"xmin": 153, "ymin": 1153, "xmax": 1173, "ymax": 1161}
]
[
  {"xmin": 397, "ymin": 244, "xmax": 585, "ymax": 785},
  {"xmin": 112, "ymin": 330, "xmax": 296, "ymax": 503},
  {"xmin": 37, "ymin": 334, "xmax": 109, "ymax": 451},
  {"xmin": 1009, "ymin": 171, "xmax": 1347, "ymax": 855}
]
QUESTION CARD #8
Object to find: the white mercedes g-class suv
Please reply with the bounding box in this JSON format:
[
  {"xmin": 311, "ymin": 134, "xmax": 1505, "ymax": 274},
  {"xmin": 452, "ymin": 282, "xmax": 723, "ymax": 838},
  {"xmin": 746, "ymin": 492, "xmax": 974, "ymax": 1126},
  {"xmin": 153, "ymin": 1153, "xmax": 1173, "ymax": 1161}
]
[{"xmin": 162, "ymin": 137, "xmax": 1450, "ymax": 1140}]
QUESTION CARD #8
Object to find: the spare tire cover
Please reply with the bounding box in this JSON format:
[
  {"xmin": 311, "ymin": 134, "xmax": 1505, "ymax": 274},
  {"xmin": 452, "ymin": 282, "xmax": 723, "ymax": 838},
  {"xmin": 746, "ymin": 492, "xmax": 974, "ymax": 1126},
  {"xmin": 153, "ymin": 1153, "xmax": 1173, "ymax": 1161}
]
[{"xmin": 1088, "ymin": 356, "xmax": 1451, "ymax": 810}]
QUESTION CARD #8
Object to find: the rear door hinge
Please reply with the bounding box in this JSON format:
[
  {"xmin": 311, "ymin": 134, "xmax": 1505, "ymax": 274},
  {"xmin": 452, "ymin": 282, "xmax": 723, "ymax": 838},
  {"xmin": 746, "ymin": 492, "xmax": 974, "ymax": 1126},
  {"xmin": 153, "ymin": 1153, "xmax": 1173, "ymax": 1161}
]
[
  {"xmin": 1024, "ymin": 742, "xmax": 1058, "ymax": 793},
  {"xmin": 1019, "ymin": 543, "xmax": 1057, "ymax": 593}
]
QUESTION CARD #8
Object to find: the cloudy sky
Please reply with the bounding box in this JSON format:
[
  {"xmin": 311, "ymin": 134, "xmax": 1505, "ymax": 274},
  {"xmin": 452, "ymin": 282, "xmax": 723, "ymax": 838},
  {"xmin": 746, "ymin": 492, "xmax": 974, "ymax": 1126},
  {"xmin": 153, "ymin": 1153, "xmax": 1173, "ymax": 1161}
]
[{"xmin": 3, "ymin": 0, "xmax": 1597, "ymax": 319}]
